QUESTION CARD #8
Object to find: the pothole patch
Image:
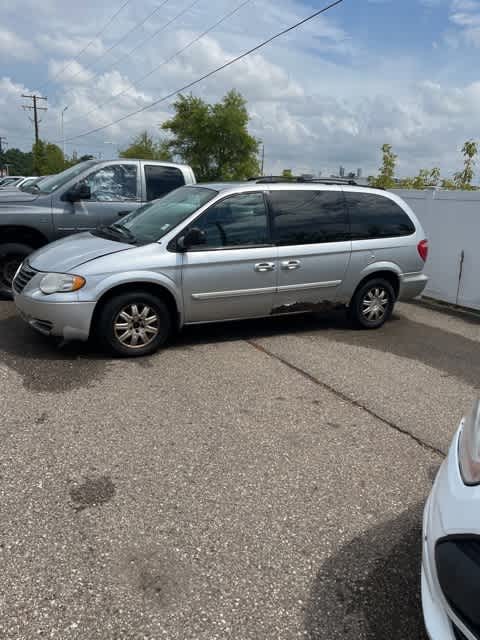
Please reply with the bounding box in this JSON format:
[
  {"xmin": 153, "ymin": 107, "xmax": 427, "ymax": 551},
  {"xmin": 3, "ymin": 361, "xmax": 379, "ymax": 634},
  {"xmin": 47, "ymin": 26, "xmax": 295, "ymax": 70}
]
[{"xmin": 69, "ymin": 474, "xmax": 116, "ymax": 512}]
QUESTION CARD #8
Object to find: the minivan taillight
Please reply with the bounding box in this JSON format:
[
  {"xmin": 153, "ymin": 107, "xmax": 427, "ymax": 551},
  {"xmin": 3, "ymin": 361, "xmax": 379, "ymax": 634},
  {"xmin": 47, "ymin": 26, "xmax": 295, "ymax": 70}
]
[{"xmin": 418, "ymin": 239, "xmax": 428, "ymax": 262}]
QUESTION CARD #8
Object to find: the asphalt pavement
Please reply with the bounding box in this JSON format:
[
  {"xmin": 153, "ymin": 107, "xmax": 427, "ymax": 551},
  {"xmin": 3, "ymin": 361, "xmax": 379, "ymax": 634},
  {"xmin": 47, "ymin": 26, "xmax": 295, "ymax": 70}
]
[{"xmin": 1, "ymin": 299, "xmax": 479, "ymax": 639}]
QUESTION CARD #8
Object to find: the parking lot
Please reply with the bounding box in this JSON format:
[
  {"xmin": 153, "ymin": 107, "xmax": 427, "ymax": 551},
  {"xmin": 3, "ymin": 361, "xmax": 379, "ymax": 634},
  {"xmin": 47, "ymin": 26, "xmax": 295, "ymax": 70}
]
[{"xmin": 1, "ymin": 299, "xmax": 479, "ymax": 639}]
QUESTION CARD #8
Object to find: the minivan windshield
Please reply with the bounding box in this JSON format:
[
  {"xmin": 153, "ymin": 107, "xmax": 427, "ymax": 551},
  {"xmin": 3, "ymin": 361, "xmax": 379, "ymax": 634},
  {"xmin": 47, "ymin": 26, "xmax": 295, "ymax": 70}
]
[
  {"xmin": 36, "ymin": 160, "xmax": 98, "ymax": 194},
  {"xmin": 94, "ymin": 186, "xmax": 217, "ymax": 245}
]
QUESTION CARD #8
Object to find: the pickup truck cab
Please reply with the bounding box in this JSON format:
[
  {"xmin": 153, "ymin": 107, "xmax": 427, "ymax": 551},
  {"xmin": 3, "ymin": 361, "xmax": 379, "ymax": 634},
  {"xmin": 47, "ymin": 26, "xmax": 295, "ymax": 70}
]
[{"xmin": 0, "ymin": 159, "xmax": 196, "ymax": 296}]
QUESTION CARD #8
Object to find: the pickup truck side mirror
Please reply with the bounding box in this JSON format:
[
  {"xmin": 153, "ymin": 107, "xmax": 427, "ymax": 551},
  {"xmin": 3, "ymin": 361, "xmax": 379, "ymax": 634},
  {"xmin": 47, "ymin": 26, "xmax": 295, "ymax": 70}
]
[
  {"xmin": 63, "ymin": 183, "xmax": 91, "ymax": 203},
  {"xmin": 177, "ymin": 227, "xmax": 206, "ymax": 251}
]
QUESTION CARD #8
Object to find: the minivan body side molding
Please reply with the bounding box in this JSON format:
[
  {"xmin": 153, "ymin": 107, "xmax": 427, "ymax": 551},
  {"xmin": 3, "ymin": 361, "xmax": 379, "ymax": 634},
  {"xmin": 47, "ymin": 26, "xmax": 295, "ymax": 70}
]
[
  {"xmin": 277, "ymin": 280, "xmax": 341, "ymax": 292},
  {"xmin": 192, "ymin": 280, "xmax": 341, "ymax": 301},
  {"xmin": 192, "ymin": 286, "xmax": 276, "ymax": 300}
]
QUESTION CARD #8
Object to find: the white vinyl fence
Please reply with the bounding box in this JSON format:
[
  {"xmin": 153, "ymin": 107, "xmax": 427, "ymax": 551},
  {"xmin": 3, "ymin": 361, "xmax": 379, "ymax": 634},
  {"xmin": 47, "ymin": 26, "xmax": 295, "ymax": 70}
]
[{"xmin": 394, "ymin": 189, "xmax": 480, "ymax": 311}]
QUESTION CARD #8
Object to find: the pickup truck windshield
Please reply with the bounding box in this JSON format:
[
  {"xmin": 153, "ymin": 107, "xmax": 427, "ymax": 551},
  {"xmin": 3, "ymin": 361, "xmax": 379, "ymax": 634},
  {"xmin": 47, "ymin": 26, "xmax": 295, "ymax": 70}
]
[
  {"xmin": 102, "ymin": 186, "xmax": 217, "ymax": 245},
  {"xmin": 37, "ymin": 160, "xmax": 98, "ymax": 194}
]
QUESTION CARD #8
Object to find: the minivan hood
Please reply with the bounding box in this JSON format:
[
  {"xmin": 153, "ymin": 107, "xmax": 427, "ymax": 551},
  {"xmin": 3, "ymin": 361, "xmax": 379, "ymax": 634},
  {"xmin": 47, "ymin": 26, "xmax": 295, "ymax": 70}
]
[{"xmin": 29, "ymin": 232, "xmax": 132, "ymax": 272}]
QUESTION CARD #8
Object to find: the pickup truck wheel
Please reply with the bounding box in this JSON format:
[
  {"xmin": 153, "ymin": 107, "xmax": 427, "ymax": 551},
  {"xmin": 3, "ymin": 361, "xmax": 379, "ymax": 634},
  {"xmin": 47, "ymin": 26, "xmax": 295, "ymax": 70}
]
[
  {"xmin": 96, "ymin": 291, "xmax": 172, "ymax": 357},
  {"xmin": 0, "ymin": 243, "xmax": 33, "ymax": 299}
]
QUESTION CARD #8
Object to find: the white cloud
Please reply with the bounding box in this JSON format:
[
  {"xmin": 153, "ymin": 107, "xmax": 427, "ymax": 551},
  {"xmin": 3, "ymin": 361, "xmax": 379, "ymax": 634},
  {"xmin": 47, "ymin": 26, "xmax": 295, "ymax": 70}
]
[
  {"xmin": 48, "ymin": 60, "xmax": 94, "ymax": 85},
  {"xmin": 3, "ymin": 0, "xmax": 480, "ymax": 179},
  {"xmin": 449, "ymin": 0, "xmax": 480, "ymax": 45},
  {"xmin": 0, "ymin": 27, "xmax": 37, "ymax": 60},
  {"xmin": 38, "ymin": 34, "xmax": 105, "ymax": 57}
]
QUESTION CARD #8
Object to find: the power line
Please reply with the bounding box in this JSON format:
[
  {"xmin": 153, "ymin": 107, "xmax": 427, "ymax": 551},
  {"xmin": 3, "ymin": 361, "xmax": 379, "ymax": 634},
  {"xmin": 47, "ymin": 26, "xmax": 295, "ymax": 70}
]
[
  {"xmin": 38, "ymin": 0, "xmax": 132, "ymax": 91},
  {"xmin": 5, "ymin": 136, "xmax": 106, "ymax": 150},
  {"xmin": 62, "ymin": 0, "xmax": 345, "ymax": 143},
  {"xmin": 65, "ymin": 0, "xmax": 251, "ymax": 128},
  {"xmin": 61, "ymin": 0, "xmax": 172, "ymax": 96}
]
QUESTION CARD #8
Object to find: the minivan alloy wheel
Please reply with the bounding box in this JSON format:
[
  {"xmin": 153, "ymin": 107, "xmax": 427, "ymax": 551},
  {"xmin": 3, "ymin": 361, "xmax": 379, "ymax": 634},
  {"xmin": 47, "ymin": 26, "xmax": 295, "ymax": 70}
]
[
  {"xmin": 361, "ymin": 286, "xmax": 389, "ymax": 322},
  {"xmin": 349, "ymin": 277, "xmax": 395, "ymax": 330},
  {"xmin": 113, "ymin": 303, "xmax": 159, "ymax": 348}
]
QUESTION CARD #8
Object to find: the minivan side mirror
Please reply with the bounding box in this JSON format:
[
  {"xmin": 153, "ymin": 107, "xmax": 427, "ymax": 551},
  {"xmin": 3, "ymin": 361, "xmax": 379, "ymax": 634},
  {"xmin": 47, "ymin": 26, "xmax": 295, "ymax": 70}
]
[
  {"xmin": 177, "ymin": 227, "xmax": 206, "ymax": 251},
  {"xmin": 63, "ymin": 183, "xmax": 91, "ymax": 203}
]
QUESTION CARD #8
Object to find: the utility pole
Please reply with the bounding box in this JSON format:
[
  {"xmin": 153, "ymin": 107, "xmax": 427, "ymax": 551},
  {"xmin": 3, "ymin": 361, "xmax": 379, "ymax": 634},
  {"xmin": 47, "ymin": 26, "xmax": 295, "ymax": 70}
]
[
  {"xmin": 0, "ymin": 136, "xmax": 6, "ymax": 176},
  {"xmin": 22, "ymin": 94, "xmax": 48, "ymax": 146},
  {"xmin": 61, "ymin": 105, "xmax": 69, "ymax": 165},
  {"xmin": 22, "ymin": 94, "xmax": 47, "ymax": 174},
  {"xmin": 261, "ymin": 143, "xmax": 265, "ymax": 176}
]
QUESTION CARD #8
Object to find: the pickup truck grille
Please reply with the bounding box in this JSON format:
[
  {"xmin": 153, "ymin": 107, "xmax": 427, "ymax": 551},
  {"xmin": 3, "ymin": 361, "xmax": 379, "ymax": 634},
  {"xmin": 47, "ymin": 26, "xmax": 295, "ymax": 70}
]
[{"xmin": 13, "ymin": 261, "xmax": 37, "ymax": 294}]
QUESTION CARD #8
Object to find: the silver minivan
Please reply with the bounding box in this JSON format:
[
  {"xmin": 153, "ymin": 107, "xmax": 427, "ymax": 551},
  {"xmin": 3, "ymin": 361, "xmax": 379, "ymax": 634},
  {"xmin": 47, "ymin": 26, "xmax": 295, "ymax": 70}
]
[{"xmin": 13, "ymin": 180, "xmax": 428, "ymax": 357}]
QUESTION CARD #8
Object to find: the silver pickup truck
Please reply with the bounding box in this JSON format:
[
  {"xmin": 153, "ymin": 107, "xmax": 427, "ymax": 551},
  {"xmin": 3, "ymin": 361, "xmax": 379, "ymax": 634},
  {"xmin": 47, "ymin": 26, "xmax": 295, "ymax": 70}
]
[{"xmin": 0, "ymin": 159, "xmax": 196, "ymax": 296}]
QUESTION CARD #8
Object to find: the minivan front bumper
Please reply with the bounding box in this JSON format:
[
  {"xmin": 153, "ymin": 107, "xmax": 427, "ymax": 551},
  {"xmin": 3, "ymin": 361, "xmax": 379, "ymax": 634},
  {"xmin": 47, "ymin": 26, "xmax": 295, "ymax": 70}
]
[
  {"xmin": 14, "ymin": 292, "xmax": 95, "ymax": 341},
  {"xmin": 399, "ymin": 272, "xmax": 428, "ymax": 300}
]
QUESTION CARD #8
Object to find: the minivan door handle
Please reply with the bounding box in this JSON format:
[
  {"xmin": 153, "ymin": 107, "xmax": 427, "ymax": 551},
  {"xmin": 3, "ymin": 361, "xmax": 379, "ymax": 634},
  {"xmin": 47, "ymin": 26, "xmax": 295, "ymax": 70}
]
[
  {"xmin": 254, "ymin": 262, "xmax": 275, "ymax": 272},
  {"xmin": 281, "ymin": 259, "xmax": 301, "ymax": 270}
]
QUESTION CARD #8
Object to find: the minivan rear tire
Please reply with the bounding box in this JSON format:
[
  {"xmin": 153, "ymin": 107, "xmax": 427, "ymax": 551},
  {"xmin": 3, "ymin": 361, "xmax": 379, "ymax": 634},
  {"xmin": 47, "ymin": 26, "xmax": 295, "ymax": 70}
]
[
  {"xmin": 348, "ymin": 278, "xmax": 395, "ymax": 329},
  {"xmin": 96, "ymin": 291, "xmax": 172, "ymax": 357}
]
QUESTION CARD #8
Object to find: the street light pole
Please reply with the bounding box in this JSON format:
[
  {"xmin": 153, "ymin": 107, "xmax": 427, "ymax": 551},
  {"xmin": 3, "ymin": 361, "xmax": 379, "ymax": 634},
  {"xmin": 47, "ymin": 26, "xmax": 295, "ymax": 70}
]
[{"xmin": 61, "ymin": 106, "xmax": 69, "ymax": 163}]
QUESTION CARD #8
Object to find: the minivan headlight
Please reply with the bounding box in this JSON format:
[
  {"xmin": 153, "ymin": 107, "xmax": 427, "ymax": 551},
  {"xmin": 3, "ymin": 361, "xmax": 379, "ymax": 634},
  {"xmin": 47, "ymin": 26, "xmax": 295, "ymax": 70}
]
[
  {"xmin": 39, "ymin": 273, "xmax": 86, "ymax": 295},
  {"xmin": 459, "ymin": 399, "xmax": 480, "ymax": 485}
]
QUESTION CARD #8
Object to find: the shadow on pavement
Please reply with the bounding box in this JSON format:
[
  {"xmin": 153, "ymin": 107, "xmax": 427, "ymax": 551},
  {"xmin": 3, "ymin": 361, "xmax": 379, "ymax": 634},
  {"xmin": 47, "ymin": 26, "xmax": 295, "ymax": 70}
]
[
  {"xmin": 0, "ymin": 304, "xmax": 107, "ymax": 392},
  {"xmin": 173, "ymin": 310, "xmax": 353, "ymax": 348},
  {"xmin": 304, "ymin": 503, "xmax": 427, "ymax": 640},
  {"xmin": 327, "ymin": 313, "xmax": 480, "ymax": 388},
  {"xmin": 0, "ymin": 300, "xmax": 404, "ymax": 390}
]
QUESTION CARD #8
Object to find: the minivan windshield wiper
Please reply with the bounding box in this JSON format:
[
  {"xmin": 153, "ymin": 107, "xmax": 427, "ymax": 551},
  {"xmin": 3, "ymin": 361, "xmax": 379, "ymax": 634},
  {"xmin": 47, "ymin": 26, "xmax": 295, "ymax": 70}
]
[
  {"xmin": 95, "ymin": 224, "xmax": 137, "ymax": 244},
  {"xmin": 111, "ymin": 223, "xmax": 136, "ymax": 242}
]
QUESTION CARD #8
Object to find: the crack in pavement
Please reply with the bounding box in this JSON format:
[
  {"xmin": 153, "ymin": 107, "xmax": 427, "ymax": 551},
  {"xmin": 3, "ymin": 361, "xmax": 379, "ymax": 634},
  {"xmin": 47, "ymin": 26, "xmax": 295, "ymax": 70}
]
[{"xmin": 247, "ymin": 339, "xmax": 446, "ymax": 459}]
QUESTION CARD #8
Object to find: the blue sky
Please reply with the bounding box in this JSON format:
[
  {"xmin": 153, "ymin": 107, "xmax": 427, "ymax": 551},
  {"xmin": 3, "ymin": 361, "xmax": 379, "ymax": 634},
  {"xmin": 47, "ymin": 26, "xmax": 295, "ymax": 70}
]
[{"xmin": 1, "ymin": 0, "xmax": 480, "ymax": 177}]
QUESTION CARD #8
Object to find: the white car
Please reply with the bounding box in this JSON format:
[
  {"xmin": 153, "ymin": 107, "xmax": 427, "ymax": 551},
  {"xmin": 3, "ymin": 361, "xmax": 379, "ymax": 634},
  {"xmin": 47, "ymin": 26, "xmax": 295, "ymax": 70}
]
[{"xmin": 422, "ymin": 400, "xmax": 480, "ymax": 640}]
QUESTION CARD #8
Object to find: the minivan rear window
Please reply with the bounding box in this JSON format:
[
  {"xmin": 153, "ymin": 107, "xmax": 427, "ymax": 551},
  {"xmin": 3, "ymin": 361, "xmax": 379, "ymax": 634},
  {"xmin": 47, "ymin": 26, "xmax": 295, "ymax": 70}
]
[
  {"xmin": 345, "ymin": 192, "xmax": 415, "ymax": 239},
  {"xmin": 269, "ymin": 190, "xmax": 349, "ymax": 245}
]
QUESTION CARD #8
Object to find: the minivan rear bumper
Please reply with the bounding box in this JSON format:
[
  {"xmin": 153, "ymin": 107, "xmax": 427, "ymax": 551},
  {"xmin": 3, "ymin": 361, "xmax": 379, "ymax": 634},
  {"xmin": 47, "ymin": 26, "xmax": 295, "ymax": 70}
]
[{"xmin": 398, "ymin": 272, "xmax": 428, "ymax": 301}]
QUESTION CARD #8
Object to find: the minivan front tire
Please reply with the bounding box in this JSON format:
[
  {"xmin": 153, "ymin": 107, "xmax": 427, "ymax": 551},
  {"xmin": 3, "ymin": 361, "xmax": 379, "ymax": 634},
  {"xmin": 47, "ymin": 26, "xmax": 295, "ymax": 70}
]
[
  {"xmin": 349, "ymin": 278, "xmax": 395, "ymax": 329},
  {"xmin": 96, "ymin": 291, "xmax": 172, "ymax": 357}
]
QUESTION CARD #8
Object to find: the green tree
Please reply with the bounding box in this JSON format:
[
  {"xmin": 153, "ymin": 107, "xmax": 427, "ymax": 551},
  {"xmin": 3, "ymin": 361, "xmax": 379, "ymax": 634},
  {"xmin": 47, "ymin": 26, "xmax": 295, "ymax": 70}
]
[
  {"xmin": 0, "ymin": 147, "xmax": 33, "ymax": 175},
  {"xmin": 282, "ymin": 169, "xmax": 293, "ymax": 179},
  {"xmin": 369, "ymin": 144, "xmax": 397, "ymax": 189},
  {"xmin": 441, "ymin": 178, "xmax": 457, "ymax": 190},
  {"xmin": 399, "ymin": 167, "xmax": 441, "ymax": 189},
  {"xmin": 454, "ymin": 140, "xmax": 477, "ymax": 190},
  {"xmin": 162, "ymin": 90, "xmax": 260, "ymax": 181},
  {"xmin": 33, "ymin": 140, "xmax": 65, "ymax": 175},
  {"xmin": 119, "ymin": 130, "xmax": 171, "ymax": 161}
]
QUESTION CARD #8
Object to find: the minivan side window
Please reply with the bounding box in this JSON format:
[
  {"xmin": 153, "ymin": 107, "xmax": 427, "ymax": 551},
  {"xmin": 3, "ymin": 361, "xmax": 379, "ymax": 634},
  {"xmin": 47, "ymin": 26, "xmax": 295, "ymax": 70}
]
[
  {"xmin": 269, "ymin": 190, "xmax": 349, "ymax": 245},
  {"xmin": 345, "ymin": 193, "xmax": 415, "ymax": 239},
  {"xmin": 145, "ymin": 165, "xmax": 185, "ymax": 201},
  {"xmin": 191, "ymin": 192, "xmax": 269, "ymax": 249}
]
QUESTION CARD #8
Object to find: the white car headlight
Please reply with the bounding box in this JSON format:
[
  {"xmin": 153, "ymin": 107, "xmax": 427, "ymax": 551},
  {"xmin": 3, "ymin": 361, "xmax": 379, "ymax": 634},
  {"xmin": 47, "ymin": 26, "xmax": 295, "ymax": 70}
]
[
  {"xmin": 459, "ymin": 399, "xmax": 480, "ymax": 485},
  {"xmin": 39, "ymin": 273, "xmax": 86, "ymax": 295}
]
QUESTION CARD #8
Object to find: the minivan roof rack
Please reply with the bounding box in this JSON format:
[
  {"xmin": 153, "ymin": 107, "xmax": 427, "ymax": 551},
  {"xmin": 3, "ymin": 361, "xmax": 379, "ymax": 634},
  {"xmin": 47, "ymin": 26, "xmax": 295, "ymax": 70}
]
[{"xmin": 247, "ymin": 176, "xmax": 384, "ymax": 189}]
